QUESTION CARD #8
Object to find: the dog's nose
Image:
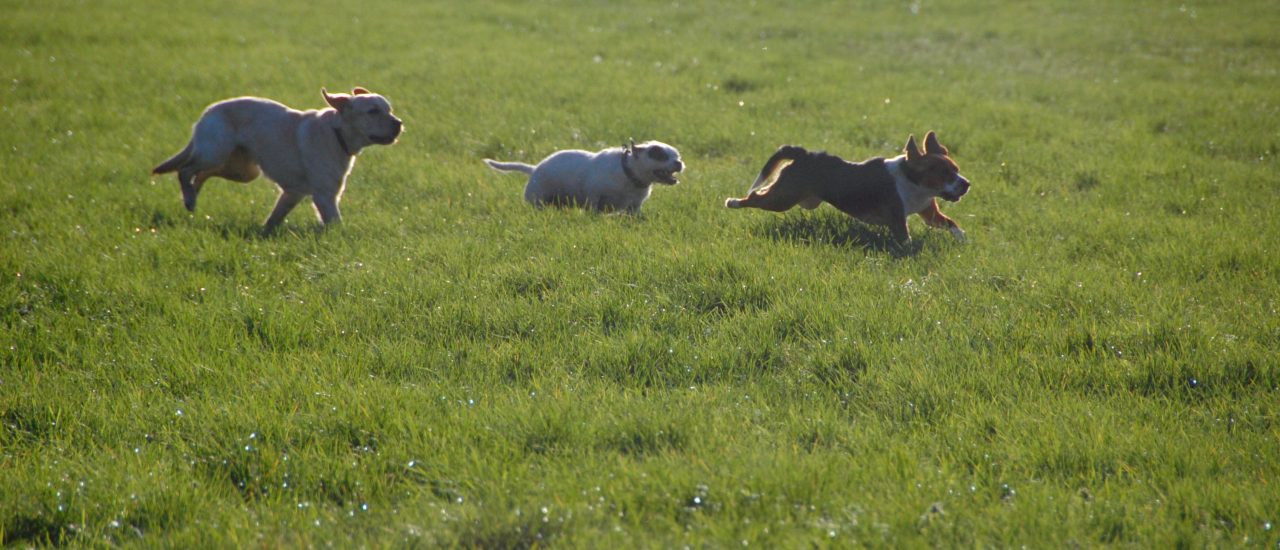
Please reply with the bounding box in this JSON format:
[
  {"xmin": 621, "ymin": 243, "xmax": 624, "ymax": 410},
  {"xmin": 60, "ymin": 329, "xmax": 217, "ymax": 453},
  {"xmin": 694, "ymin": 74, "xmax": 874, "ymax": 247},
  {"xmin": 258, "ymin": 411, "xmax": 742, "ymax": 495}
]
[{"xmin": 674, "ymin": 160, "xmax": 685, "ymax": 172}]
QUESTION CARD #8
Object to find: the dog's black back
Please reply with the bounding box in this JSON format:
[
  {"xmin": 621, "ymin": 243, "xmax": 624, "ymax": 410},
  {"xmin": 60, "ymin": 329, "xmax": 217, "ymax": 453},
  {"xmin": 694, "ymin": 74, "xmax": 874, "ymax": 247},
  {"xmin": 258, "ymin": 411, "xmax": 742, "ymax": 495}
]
[{"xmin": 768, "ymin": 147, "xmax": 903, "ymax": 224}]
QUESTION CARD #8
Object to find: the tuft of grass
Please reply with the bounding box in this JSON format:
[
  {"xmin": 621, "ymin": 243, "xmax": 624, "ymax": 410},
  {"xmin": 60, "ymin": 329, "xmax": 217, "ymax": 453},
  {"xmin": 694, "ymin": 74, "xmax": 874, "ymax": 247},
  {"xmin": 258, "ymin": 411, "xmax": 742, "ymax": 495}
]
[{"xmin": 3, "ymin": 0, "xmax": 1280, "ymax": 546}]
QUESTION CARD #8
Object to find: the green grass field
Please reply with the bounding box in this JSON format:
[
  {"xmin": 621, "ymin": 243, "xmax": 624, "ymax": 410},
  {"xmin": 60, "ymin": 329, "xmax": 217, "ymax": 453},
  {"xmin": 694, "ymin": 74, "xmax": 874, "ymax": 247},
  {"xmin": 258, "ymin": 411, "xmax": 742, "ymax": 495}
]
[{"xmin": 3, "ymin": 0, "xmax": 1279, "ymax": 546}]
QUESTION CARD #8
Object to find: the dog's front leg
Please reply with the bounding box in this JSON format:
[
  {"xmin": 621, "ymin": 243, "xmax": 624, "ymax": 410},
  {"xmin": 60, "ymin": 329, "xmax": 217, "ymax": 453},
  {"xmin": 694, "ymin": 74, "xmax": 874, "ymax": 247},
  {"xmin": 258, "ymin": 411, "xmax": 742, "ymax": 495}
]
[
  {"xmin": 888, "ymin": 214, "xmax": 912, "ymax": 246},
  {"xmin": 916, "ymin": 200, "xmax": 966, "ymax": 241},
  {"xmin": 312, "ymin": 193, "xmax": 342, "ymax": 226},
  {"xmin": 263, "ymin": 191, "xmax": 305, "ymax": 233}
]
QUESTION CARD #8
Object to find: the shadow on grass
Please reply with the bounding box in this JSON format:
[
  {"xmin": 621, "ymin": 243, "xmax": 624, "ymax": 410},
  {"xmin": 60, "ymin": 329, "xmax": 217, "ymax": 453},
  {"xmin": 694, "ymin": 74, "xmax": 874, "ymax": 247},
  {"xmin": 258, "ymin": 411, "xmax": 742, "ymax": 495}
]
[
  {"xmin": 139, "ymin": 206, "xmax": 329, "ymax": 241},
  {"xmin": 3, "ymin": 513, "xmax": 70, "ymax": 546},
  {"xmin": 455, "ymin": 516, "xmax": 562, "ymax": 549},
  {"xmin": 203, "ymin": 216, "xmax": 330, "ymax": 241},
  {"xmin": 532, "ymin": 198, "xmax": 653, "ymax": 218},
  {"xmin": 751, "ymin": 212, "xmax": 922, "ymax": 257}
]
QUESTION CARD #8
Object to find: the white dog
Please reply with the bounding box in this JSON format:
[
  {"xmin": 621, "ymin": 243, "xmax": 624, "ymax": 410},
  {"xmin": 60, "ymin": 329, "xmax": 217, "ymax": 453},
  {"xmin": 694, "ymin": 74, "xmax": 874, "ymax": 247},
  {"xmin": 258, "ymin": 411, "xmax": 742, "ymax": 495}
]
[
  {"xmin": 484, "ymin": 140, "xmax": 684, "ymax": 213},
  {"xmin": 152, "ymin": 87, "xmax": 403, "ymax": 232}
]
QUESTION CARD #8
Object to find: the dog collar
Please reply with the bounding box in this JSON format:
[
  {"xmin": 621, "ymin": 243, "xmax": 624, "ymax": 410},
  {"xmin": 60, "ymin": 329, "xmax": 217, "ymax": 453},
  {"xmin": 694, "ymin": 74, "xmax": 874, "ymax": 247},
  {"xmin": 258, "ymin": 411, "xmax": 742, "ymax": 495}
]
[
  {"xmin": 333, "ymin": 127, "xmax": 354, "ymax": 157},
  {"xmin": 620, "ymin": 153, "xmax": 648, "ymax": 188}
]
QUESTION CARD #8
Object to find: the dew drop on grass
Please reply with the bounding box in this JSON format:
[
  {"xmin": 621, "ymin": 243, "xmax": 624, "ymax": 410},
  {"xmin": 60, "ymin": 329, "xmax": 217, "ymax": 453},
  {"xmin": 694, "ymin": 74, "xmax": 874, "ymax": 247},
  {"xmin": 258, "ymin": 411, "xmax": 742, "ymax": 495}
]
[{"xmin": 1000, "ymin": 484, "xmax": 1016, "ymax": 501}]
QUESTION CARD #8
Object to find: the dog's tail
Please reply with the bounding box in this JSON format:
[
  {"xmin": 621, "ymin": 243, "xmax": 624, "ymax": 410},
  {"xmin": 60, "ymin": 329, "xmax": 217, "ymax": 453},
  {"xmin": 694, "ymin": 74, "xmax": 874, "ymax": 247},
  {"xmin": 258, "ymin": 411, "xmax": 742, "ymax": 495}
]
[
  {"xmin": 152, "ymin": 141, "xmax": 194, "ymax": 175},
  {"xmin": 748, "ymin": 145, "xmax": 807, "ymax": 193},
  {"xmin": 483, "ymin": 159, "xmax": 536, "ymax": 175}
]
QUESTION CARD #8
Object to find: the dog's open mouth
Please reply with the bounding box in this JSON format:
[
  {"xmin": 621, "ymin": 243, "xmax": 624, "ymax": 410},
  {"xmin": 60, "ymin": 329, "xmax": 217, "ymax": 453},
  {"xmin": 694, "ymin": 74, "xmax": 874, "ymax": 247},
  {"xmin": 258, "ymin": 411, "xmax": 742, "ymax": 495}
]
[
  {"xmin": 941, "ymin": 188, "xmax": 968, "ymax": 202},
  {"xmin": 941, "ymin": 176, "xmax": 970, "ymax": 202},
  {"xmin": 369, "ymin": 123, "xmax": 403, "ymax": 145},
  {"xmin": 654, "ymin": 169, "xmax": 681, "ymax": 185}
]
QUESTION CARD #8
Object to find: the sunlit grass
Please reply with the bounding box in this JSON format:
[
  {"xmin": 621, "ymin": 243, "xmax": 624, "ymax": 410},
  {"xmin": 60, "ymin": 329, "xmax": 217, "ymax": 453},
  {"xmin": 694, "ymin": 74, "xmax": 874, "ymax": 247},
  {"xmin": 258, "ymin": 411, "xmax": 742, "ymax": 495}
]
[{"xmin": 2, "ymin": 0, "xmax": 1279, "ymax": 546}]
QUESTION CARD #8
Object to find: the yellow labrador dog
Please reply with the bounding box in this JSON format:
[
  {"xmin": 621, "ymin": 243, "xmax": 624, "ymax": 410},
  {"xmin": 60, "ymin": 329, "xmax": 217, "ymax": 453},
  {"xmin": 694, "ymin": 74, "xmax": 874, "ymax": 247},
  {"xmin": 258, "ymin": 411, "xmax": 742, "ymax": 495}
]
[{"xmin": 152, "ymin": 87, "xmax": 402, "ymax": 232}]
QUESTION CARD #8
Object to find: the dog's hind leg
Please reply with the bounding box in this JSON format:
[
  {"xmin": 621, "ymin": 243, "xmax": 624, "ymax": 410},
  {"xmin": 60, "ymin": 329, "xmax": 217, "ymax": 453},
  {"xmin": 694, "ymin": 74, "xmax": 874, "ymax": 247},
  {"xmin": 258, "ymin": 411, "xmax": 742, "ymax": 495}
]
[
  {"xmin": 797, "ymin": 196, "xmax": 823, "ymax": 210},
  {"xmin": 725, "ymin": 170, "xmax": 810, "ymax": 212},
  {"xmin": 152, "ymin": 140, "xmax": 205, "ymax": 211},
  {"xmin": 213, "ymin": 146, "xmax": 260, "ymax": 183},
  {"xmin": 178, "ymin": 147, "xmax": 259, "ymax": 212},
  {"xmin": 176, "ymin": 167, "xmax": 203, "ymax": 212},
  {"xmin": 263, "ymin": 191, "xmax": 305, "ymax": 233},
  {"xmin": 173, "ymin": 119, "xmax": 240, "ymax": 212}
]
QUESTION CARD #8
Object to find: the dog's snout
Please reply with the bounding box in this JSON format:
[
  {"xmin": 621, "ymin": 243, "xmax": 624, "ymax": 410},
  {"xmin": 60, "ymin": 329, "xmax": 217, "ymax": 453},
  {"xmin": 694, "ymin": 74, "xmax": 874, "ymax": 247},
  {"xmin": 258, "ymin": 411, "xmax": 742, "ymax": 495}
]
[
  {"xmin": 948, "ymin": 175, "xmax": 971, "ymax": 201},
  {"xmin": 674, "ymin": 160, "xmax": 685, "ymax": 172}
]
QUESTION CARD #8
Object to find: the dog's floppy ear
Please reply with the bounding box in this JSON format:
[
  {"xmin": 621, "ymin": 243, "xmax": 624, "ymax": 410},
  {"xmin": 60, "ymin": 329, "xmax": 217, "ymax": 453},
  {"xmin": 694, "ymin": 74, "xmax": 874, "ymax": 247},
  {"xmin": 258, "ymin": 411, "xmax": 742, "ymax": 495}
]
[
  {"xmin": 322, "ymin": 88, "xmax": 351, "ymax": 111},
  {"xmin": 625, "ymin": 138, "xmax": 636, "ymax": 156},
  {"xmin": 923, "ymin": 131, "xmax": 948, "ymax": 156},
  {"xmin": 352, "ymin": 87, "xmax": 371, "ymax": 95},
  {"xmin": 904, "ymin": 134, "xmax": 923, "ymax": 161}
]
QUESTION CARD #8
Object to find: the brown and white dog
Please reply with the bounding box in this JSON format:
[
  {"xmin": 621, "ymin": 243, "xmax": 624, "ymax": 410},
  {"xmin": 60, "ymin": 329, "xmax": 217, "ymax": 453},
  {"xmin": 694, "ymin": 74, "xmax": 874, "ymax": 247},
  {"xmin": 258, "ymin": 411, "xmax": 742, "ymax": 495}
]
[{"xmin": 725, "ymin": 131, "xmax": 969, "ymax": 244}]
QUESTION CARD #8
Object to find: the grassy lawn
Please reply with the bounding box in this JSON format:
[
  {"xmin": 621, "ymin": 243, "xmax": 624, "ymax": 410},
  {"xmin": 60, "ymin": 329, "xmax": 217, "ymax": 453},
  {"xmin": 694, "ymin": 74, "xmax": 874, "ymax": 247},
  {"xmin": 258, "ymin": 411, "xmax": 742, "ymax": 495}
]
[{"xmin": 2, "ymin": 0, "xmax": 1278, "ymax": 546}]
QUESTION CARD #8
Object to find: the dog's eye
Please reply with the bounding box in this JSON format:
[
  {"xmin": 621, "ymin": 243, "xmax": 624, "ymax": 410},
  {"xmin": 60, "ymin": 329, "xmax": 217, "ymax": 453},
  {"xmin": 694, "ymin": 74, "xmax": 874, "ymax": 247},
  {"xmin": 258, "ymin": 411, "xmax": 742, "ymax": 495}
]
[
  {"xmin": 367, "ymin": 107, "xmax": 381, "ymax": 115},
  {"xmin": 647, "ymin": 147, "xmax": 669, "ymax": 161}
]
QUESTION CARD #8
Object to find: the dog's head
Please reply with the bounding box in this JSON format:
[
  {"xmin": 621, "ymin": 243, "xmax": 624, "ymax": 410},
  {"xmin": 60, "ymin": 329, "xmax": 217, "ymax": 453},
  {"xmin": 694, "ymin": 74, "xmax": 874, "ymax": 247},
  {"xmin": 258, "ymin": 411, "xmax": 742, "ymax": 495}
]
[
  {"xmin": 624, "ymin": 140, "xmax": 684, "ymax": 185},
  {"xmin": 323, "ymin": 87, "xmax": 403, "ymax": 146},
  {"xmin": 902, "ymin": 131, "xmax": 969, "ymax": 202}
]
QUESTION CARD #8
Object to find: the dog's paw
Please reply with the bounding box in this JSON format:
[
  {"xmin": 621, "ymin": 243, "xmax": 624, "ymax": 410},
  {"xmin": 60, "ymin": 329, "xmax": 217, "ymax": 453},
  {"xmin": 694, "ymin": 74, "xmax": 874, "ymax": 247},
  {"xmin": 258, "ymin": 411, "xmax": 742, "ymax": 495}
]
[
  {"xmin": 724, "ymin": 198, "xmax": 742, "ymax": 208},
  {"xmin": 950, "ymin": 227, "xmax": 967, "ymax": 242}
]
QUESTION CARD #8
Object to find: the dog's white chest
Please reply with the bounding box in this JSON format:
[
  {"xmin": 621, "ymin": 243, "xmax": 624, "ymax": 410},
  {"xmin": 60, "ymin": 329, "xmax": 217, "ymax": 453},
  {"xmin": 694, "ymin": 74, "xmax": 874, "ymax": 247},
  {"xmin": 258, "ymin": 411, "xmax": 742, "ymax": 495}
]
[{"xmin": 885, "ymin": 157, "xmax": 935, "ymax": 214}]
